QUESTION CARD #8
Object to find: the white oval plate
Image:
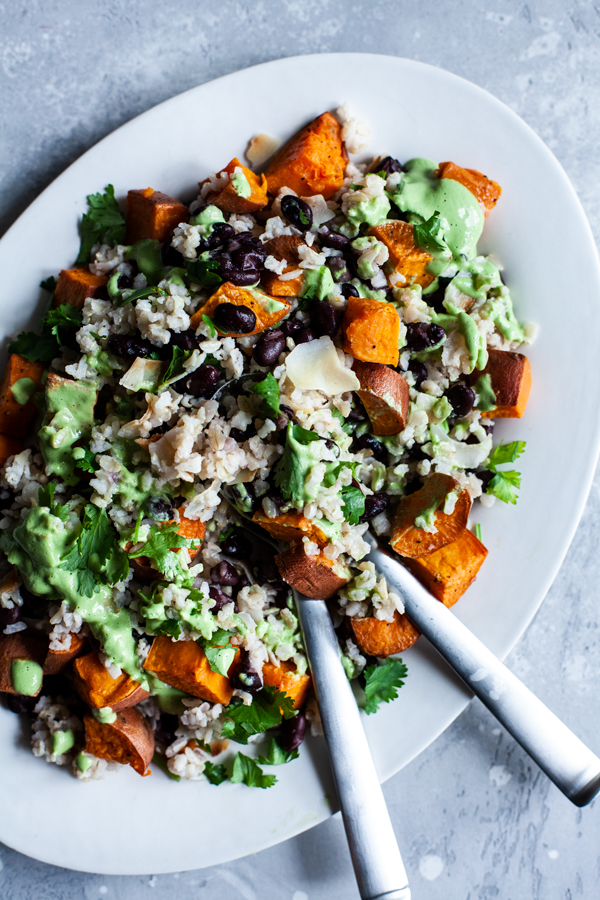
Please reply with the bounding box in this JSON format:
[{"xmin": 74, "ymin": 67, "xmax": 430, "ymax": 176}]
[{"xmin": 1, "ymin": 54, "xmax": 599, "ymax": 876}]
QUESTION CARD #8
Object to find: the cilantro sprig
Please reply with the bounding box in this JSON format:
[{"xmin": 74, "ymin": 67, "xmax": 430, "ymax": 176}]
[
  {"xmin": 412, "ymin": 211, "xmax": 450, "ymax": 256},
  {"xmin": 76, "ymin": 184, "xmax": 126, "ymax": 265},
  {"xmin": 484, "ymin": 440, "xmax": 526, "ymax": 505},
  {"xmin": 9, "ymin": 303, "xmax": 83, "ymax": 363},
  {"xmin": 204, "ymin": 761, "xmax": 228, "ymax": 785},
  {"xmin": 249, "ymin": 372, "xmax": 280, "ymax": 418},
  {"xmin": 362, "ymin": 659, "xmax": 408, "ymax": 715},
  {"xmin": 128, "ymin": 522, "xmax": 198, "ymax": 581},
  {"xmin": 220, "ymin": 686, "xmax": 296, "ymax": 745},
  {"xmin": 58, "ymin": 504, "xmax": 129, "ymax": 597},
  {"xmin": 273, "ymin": 423, "xmax": 322, "ymax": 509},
  {"xmin": 256, "ymin": 736, "xmax": 299, "ymax": 766},
  {"xmin": 230, "ymin": 752, "xmax": 277, "ymax": 789}
]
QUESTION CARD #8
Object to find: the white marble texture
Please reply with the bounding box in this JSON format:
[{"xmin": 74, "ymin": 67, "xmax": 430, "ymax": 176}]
[{"xmin": 1, "ymin": 1, "xmax": 600, "ymax": 897}]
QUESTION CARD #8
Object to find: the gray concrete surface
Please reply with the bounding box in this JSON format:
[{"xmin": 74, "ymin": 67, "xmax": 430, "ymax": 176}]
[{"xmin": 1, "ymin": 1, "xmax": 600, "ymax": 898}]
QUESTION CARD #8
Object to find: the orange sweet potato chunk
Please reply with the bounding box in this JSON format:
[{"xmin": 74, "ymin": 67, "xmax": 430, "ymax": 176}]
[
  {"xmin": 0, "ymin": 354, "xmax": 45, "ymax": 438},
  {"xmin": 275, "ymin": 545, "xmax": 349, "ymax": 601},
  {"xmin": 0, "ymin": 633, "xmax": 46, "ymax": 695},
  {"xmin": 473, "ymin": 349, "xmax": 532, "ymax": 419},
  {"xmin": 260, "ymin": 235, "xmax": 305, "ymax": 297},
  {"xmin": 369, "ymin": 220, "xmax": 435, "ymax": 289},
  {"xmin": 53, "ymin": 268, "xmax": 107, "ymax": 309},
  {"xmin": 189, "ymin": 282, "xmax": 293, "ymax": 336},
  {"xmin": 176, "ymin": 507, "xmax": 206, "ymax": 554},
  {"xmin": 437, "ymin": 162, "xmax": 501, "ymax": 218},
  {"xmin": 262, "ymin": 660, "xmax": 311, "ymax": 710},
  {"xmin": 144, "ymin": 636, "xmax": 236, "ymax": 705},
  {"xmin": 390, "ymin": 473, "xmax": 471, "ymax": 559},
  {"xmin": 43, "ymin": 632, "xmax": 88, "ymax": 676},
  {"xmin": 404, "ymin": 529, "xmax": 488, "ymax": 607},
  {"xmin": 201, "ymin": 158, "xmax": 269, "ymax": 214},
  {"xmin": 73, "ymin": 651, "xmax": 149, "ymax": 711},
  {"xmin": 353, "ymin": 361, "xmax": 409, "ymax": 436},
  {"xmin": 84, "ymin": 708, "xmax": 154, "ymax": 776},
  {"xmin": 266, "ymin": 112, "xmax": 347, "ymax": 200},
  {"xmin": 126, "ymin": 187, "xmax": 188, "ymax": 244},
  {"xmin": 351, "ymin": 611, "xmax": 420, "ymax": 657},
  {"xmin": 253, "ymin": 511, "xmax": 329, "ymax": 547},
  {"xmin": 342, "ymin": 295, "xmax": 400, "ymax": 366},
  {"xmin": 0, "ymin": 434, "xmax": 22, "ymax": 466}
]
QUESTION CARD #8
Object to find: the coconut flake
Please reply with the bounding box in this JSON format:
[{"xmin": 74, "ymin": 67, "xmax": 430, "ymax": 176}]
[{"xmin": 285, "ymin": 336, "xmax": 360, "ymax": 394}]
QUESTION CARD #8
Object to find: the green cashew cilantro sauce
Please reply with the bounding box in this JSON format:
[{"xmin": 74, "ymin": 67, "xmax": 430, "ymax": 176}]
[
  {"xmin": 299, "ymin": 266, "xmax": 335, "ymax": 301},
  {"xmin": 10, "ymin": 659, "xmax": 43, "ymax": 696},
  {"xmin": 75, "ymin": 752, "xmax": 92, "ymax": 773},
  {"xmin": 231, "ymin": 169, "xmax": 251, "ymax": 198},
  {"xmin": 340, "ymin": 189, "xmax": 390, "ymax": 238},
  {"xmin": 473, "ymin": 374, "xmax": 497, "ymax": 412},
  {"xmin": 11, "ymin": 377, "xmax": 37, "ymax": 406},
  {"xmin": 38, "ymin": 378, "xmax": 96, "ymax": 485},
  {"xmin": 93, "ymin": 707, "xmax": 117, "ymax": 724},
  {"xmin": 51, "ymin": 729, "xmax": 75, "ymax": 756},
  {"xmin": 190, "ymin": 204, "xmax": 225, "ymax": 235}
]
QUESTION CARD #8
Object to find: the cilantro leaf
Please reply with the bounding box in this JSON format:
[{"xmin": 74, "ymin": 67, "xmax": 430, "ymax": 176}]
[
  {"xmin": 204, "ymin": 761, "xmax": 228, "ymax": 785},
  {"xmin": 152, "ymin": 752, "xmax": 181, "ymax": 781},
  {"xmin": 59, "ymin": 504, "xmax": 129, "ymax": 596},
  {"xmin": 340, "ymin": 483, "xmax": 365, "ymax": 525},
  {"xmin": 331, "ymin": 407, "xmax": 354, "ymax": 435},
  {"xmin": 76, "ymin": 184, "xmax": 126, "ymax": 265},
  {"xmin": 38, "ymin": 483, "xmax": 70, "ymax": 522},
  {"xmin": 413, "ymin": 212, "xmax": 449, "ymax": 256},
  {"xmin": 473, "ymin": 523, "xmax": 482, "ymax": 541},
  {"xmin": 128, "ymin": 522, "xmax": 197, "ymax": 581},
  {"xmin": 185, "ymin": 258, "xmax": 222, "ymax": 288},
  {"xmin": 273, "ymin": 423, "xmax": 322, "ymax": 508},
  {"xmin": 249, "ymin": 372, "xmax": 280, "ymax": 418},
  {"xmin": 487, "ymin": 441, "xmax": 526, "ymax": 469},
  {"xmin": 486, "ymin": 470, "xmax": 521, "ymax": 505},
  {"xmin": 155, "ymin": 344, "xmax": 191, "ymax": 393},
  {"xmin": 202, "ymin": 314, "xmax": 217, "ymax": 338},
  {"xmin": 112, "ymin": 285, "xmax": 168, "ymax": 309},
  {"xmin": 362, "ymin": 659, "xmax": 408, "ymax": 715},
  {"xmin": 201, "ymin": 628, "xmax": 235, "ymax": 676},
  {"xmin": 40, "ymin": 276, "xmax": 57, "ymax": 293},
  {"xmin": 8, "ymin": 330, "xmax": 58, "ymax": 362},
  {"xmin": 220, "ymin": 687, "xmax": 296, "ymax": 744},
  {"xmin": 256, "ymin": 736, "xmax": 299, "ymax": 766},
  {"xmin": 230, "ymin": 752, "xmax": 277, "ymax": 789},
  {"xmin": 41, "ymin": 304, "xmax": 83, "ymax": 339},
  {"xmin": 74, "ymin": 446, "xmax": 97, "ymax": 473},
  {"xmin": 154, "ymin": 619, "xmax": 182, "ymax": 639}
]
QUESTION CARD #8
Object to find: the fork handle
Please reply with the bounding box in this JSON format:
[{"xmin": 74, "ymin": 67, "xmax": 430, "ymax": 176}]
[
  {"xmin": 367, "ymin": 536, "xmax": 600, "ymax": 807},
  {"xmin": 296, "ymin": 595, "xmax": 411, "ymax": 900}
]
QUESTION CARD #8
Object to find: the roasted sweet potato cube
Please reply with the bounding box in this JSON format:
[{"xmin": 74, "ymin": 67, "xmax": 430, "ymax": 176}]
[
  {"xmin": 262, "ymin": 660, "xmax": 312, "ymax": 710},
  {"xmin": 275, "ymin": 545, "xmax": 350, "ymax": 601},
  {"xmin": 189, "ymin": 282, "xmax": 292, "ymax": 336},
  {"xmin": 472, "ymin": 349, "xmax": 532, "ymax": 419},
  {"xmin": 252, "ymin": 511, "xmax": 329, "ymax": 547},
  {"xmin": 201, "ymin": 158, "xmax": 269, "ymax": 214},
  {"xmin": 73, "ymin": 651, "xmax": 149, "ymax": 711},
  {"xmin": 126, "ymin": 187, "xmax": 188, "ymax": 244},
  {"xmin": 353, "ymin": 361, "xmax": 409, "ymax": 436},
  {"xmin": 351, "ymin": 611, "xmax": 420, "ymax": 657},
  {"xmin": 342, "ymin": 295, "xmax": 400, "ymax": 366},
  {"xmin": 404, "ymin": 529, "xmax": 488, "ymax": 607},
  {"xmin": 143, "ymin": 635, "xmax": 237, "ymax": 705},
  {"xmin": 437, "ymin": 161, "xmax": 501, "ymax": 218},
  {"xmin": 261, "ymin": 271, "xmax": 305, "ymax": 297},
  {"xmin": 0, "ymin": 354, "xmax": 45, "ymax": 438},
  {"xmin": 0, "ymin": 633, "xmax": 46, "ymax": 696},
  {"xmin": 53, "ymin": 268, "xmax": 107, "ymax": 309},
  {"xmin": 0, "ymin": 434, "xmax": 22, "ymax": 465},
  {"xmin": 390, "ymin": 473, "xmax": 471, "ymax": 558},
  {"xmin": 84, "ymin": 708, "xmax": 154, "ymax": 776},
  {"xmin": 43, "ymin": 632, "xmax": 88, "ymax": 676},
  {"xmin": 266, "ymin": 112, "xmax": 347, "ymax": 200},
  {"xmin": 369, "ymin": 220, "xmax": 435, "ymax": 289}
]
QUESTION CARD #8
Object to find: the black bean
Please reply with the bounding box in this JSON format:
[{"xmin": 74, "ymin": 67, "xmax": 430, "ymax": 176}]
[
  {"xmin": 213, "ymin": 303, "xmax": 257, "ymax": 334},
  {"xmin": 295, "ymin": 326, "xmax": 315, "ymax": 345},
  {"xmin": 408, "ymin": 359, "xmax": 428, "ymax": 388},
  {"xmin": 352, "ymin": 433, "xmax": 388, "ymax": 463},
  {"xmin": 482, "ymin": 421, "xmax": 495, "ymax": 435},
  {"xmin": 218, "ymin": 261, "xmax": 261, "ymax": 287},
  {"xmin": 6, "ymin": 694, "xmax": 37, "ymax": 715},
  {"xmin": 253, "ymin": 330, "xmax": 285, "ymax": 367},
  {"xmin": 161, "ymin": 242, "xmax": 184, "ymax": 268},
  {"xmin": 221, "ymin": 528, "xmax": 252, "ymax": 559},
  {"xmin": 171, "ymin": 329, "xmax": 201, "ymax": 351},
  {"xmin": 116, "ymin": 274, "xmax": 133, "ymax": 290},
  {"xmin": 144, "ymin": 496, "xmax": 175, "ymax": 521},
  {"xmin": 465, "ymin": 433, "xmax": 481, "ymax": 445},
  {"xmin": 234, "ymin": 573, "xmax": 251, "ymax": 595},
  {"xmin": 280, "ymin": 195, "xmax": 313, "ymax": 231},
  {"xmin": 280, "ymin": 318, "xmax": 303, "ymax": 340},
  {"xmin": 446, "ymin": 384, "xmax": 476, "ymax": 418},
  {"xmin": 360, "ymin": 492, "xmax": 390, "ymax": 522},
  {"xmin": 405, "ymin": 322, "xmax": 446, "ymax": 352},
  {"xmin": 341, "ymin": 283, "xmax": 360, "ymax": 299},
  {"xmin": 205, "ymin": 222, "xmax": 235, "ymax": 249},
  {"xmin": 279, "ymin": 710, "xmax": 307, "ymax": 752},
  {"xmin": 376, "ymin": 156, "xmax": 403, "ymax": 175},
  {"xmin": 230, "ymin": 246, "xmax": 267, "ymax": 271},
  {"xmin": 276, "ymin": 405, "xmax": 294, "ymax": 430},
  {"xmin": 211, "ymin": 561, "xmax": 239, "ymax": 586},
  {"xmin": 178, "ymin": 364, "xmax": 221, "ymax": 397},
  {"xmin": 107, "ymin": 333, "xmax": 156, "ymax": 359},
  {"xmin": 325, "ymin": 256, "xmax": 351, "ymax": 284},
  {"xmin": 231, "ymin": 651, "xmax": 263, "ymax": 693},
  {"xmin": 0, "ymin": 606, "xmax": 22, "ymax": 627},
  {"xmin": 209, "ymin": 584, "xmax": 231, "ymax": 613},
  {"xmin": 310, "ymin": 301, "xmax": 342, "ymax": 338},
  {"xmin": 348, "ymin": 399, "xmax": 367, "ymax": 421},
  {"xmin": 406, "ymin": 442, "xmax": 428, "ymax": 461},
  {"xmin": 319, "ymin": 230, "xmax": 351, "ymax": 251},
  {"xmin": 230, "ymin": 427, "xmax": 247, "ymax": 443}
]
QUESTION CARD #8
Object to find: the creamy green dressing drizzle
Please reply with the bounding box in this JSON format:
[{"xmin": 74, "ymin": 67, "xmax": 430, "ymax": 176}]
[
  {"xmin": 93, "ymin": 707, "xmax": 117, "ymax": 724},
  {"xmin": 473, "ymin": 374, "xmax": 497, "ymax": 411},
  {"xmin": 75, "ymin": 752, "xmax": 91, "ymax": 773},
  {"xmin": 38, "ymin": 378, "xmax": 96, "ymax": 485},
  {"xmin": 10, "ymin": 659, "xmax": 43, "ymax": 696},
  {"xmin": 51, "ymin": 729, "xmax": 75, "ymax": 756},
  {"xmin": 11, "ymin": 378, "xmax": 37, "ymax": 406},
  {"xmin": 231, "ymin": 170, "xmax": 251, "ymax": 198}
]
